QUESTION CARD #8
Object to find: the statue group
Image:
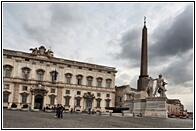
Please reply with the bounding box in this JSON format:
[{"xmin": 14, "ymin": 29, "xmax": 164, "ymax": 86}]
[
  {"xmin": 29, "ymin": 46, "xmax": 53, "ymax": 58},
  {"xmin": 146, "ymin": 74, "xmax": 167, "ymax": 97}
]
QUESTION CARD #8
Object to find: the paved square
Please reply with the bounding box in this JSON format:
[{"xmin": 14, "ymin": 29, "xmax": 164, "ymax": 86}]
[{"xmin": 3, "ymin": 109, "xmax": 193, "ymax": 128}]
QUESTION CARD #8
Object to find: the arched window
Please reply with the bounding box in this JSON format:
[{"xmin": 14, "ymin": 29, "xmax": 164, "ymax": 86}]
[
  {"xmin": 65, "ymin": 73, "xmax": 72, "ymax": 84},
  {"xmin": 76, "ymin": 74, "xmax": 83, "ymax": 85},
  {"xmin": 106, "ymin": 78, "xmax": 112, "ymax": 88},
  {"xmin": 97, "ymin": 77, "xmax": 103, "ymax": 88},
  {"xmin": 3, "ymin": 65, "xmax": 13, "ymax": 77},
  {"xmin": 105, "ymin": 99, "xmax": 111, "ymax": 107},
  {"xmin": 50, "ymin": 70, "xmax": 58, "ymax": 83},
  {"xmin": 36, "ymin": 69, "xmax": 45, "ymax": 81},
  {"xmin": 87, "ymin": 76, "xmax": 93, "ymax": 86}
]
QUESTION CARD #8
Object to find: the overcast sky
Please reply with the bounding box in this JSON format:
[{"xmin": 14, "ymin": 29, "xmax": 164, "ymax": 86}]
[{"xmin": 3, "ymin": 2, "xmax": 194, "ymax": 111}]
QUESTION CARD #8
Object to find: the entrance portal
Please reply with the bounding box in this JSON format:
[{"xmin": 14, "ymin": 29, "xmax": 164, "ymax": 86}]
[
  {"xmin": 86, "ymin": 99, "xmax": 92, "ymax": 111},
  {"xmin": 34, "ymin": 95, "xmax": 43, "ymax": 109}
]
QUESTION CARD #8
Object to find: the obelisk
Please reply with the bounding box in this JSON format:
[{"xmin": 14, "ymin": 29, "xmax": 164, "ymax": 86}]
[{"xmin": 137, "ymin": 17, "xmax": 149, "ymax": 91}]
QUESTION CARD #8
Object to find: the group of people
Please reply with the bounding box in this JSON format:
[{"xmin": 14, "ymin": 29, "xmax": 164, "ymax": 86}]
[{"xmin": 55, "ymin": 104, "xmax": 64, "ymax": 118}]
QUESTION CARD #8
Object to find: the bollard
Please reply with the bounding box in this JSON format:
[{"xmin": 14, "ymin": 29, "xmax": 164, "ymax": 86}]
[
  {"xmin": 122, "ymin": 112, "xmax": 124, "ymax": 116},
  {"xmin": 133, "ymin": 113, "xmax": 135, "ymax": 117},
  {"xmin": 110, "ymin": 112, "xmax": 112, "ymax": 116},
  {"xmin": 99, "ymin": 112, "xmax": 101, "ymax": 116}
]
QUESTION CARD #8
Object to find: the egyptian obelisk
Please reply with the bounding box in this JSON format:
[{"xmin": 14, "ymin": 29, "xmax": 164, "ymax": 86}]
[{"xmin": 137, "ymin": 17, "xmax": 149, "ymax": 91}]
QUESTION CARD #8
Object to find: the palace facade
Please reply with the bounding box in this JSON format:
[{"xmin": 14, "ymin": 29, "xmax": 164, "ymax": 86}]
[{"xmin": 3, "ymin": 46, "xmax": 117, "ymax": 112}]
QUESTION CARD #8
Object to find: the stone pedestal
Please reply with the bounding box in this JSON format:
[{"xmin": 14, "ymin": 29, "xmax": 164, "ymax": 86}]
[
  {"xmin": 145, "ymin": 97, "xmax": 167, "ymax": 118},
  {"xmin": 132, "ymin": 99, "xmax": 146, "ymax": 115},
  {"xmin": 124, "ymin": 100, "xmax": 134, "ymax": 113}
]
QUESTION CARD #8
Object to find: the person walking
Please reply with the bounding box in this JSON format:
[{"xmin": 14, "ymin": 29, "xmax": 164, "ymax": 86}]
[{"xmin": 60, "ymin": 105, "xmax": 64, "ymax": 118}]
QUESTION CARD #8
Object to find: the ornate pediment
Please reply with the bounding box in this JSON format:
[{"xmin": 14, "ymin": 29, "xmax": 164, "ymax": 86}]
[
  {"xmin": 83, "ymin": 92, "xmax": 95, "ymax": 99},
  {"xmin": 29, "ymin": 46, "xmax": 53, "ymax": 58}
]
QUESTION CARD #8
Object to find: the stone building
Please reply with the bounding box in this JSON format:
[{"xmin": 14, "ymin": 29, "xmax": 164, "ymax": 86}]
[
  {"xmin": 3, "ymin": 46, "xmax": 117, "ymax": 112},
  {"xmin": 166, "ymin": 99, "xmax": 184, "ymax": 115},
  {"xmin": 115, "ymin": 85, "xmax": 137, "ymax": 107}
]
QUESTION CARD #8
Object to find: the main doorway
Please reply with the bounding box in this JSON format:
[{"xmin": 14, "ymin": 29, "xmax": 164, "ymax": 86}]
[
  {"xmin": 86, "ymin": 99, "xmax": 92, "ymax": 111},
  {"xmin": 34, "ymin": 95, "xmax": 43, "ymax": 109}
]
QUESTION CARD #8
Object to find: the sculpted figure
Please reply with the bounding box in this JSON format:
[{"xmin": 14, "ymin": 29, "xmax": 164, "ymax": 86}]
[
  {"xmin": 146, "ymin": 76, "xmax": 154, "ymax": 97},
  {"xmin": 29, "ymin": 47, "xmax": 38, "ymax": 55},
  {"xmin": 153, "ymin": 74, "xmax": 167, "ymax": 97}
]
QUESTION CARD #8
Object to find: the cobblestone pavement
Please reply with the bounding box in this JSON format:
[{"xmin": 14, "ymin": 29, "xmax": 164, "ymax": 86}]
[{"xmin": 3, "ymin": 109, "xmax": 193, "ymax": 129}]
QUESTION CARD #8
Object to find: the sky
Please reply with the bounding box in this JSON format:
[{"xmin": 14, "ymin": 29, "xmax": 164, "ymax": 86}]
[{"xmin": 2, "ymin": 2, "xmax": 194, "ymax": 111}]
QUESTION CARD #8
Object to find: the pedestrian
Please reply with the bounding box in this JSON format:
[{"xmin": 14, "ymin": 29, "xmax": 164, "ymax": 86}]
[
  {"xmin": 88, "ymin": 108, "xmax": 91, "ymax": 114},
  {"xmin": 56, "ymin": 104, "xmax": 60, "ymax": 118},
  {"xmin": 60, "ymin": 105, "xmax": 64, "ymax": 118}
]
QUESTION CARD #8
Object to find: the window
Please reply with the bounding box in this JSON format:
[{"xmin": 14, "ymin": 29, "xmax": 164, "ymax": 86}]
[
  {"xmin": 3, "ymin": 65, "xmax": 13, "ymax": 77},
  {"xmin": 77, "ymin": 79, "xmax": 82, "ymax": 85},
  {"xmin": 106, "ymin": 94, "xmax": 110, "ymax": 97},
  {"xmin": 7, "ymin": 55, "xmax": 12, "ymax": 59},
  {"xmin": 3, "ymin": 94, "xmax": 9, "ymax": 103},
  {"xmin": 22, "ymin": 95, "xmax": 27, "ymax": 103},
  {"xmin": 87, "ymin": 76, "xmax": 93, "ymax": 86},
  {"xmin": 51, "ymin": 70, "xmax": 58, "ymax": 83},
  {"xmin": 76, "ymin": 99, "xmax": 80, "ymax": 106},
  {"xmin": 76, "ymin": 75, "xmax": 83, "ymax": 85},
  {"xmin": 50, "ymin": 96, "xmax": 55, "ymax": 105},
  {"xmin": 37, "ymin": 69, "xmax": 45, "ymax": 81},
  {"xmin": 65, "ymin": 73, "xmax": 72, "ymax": 84},
  {"xmin": 106, "ymin": 101, "xmax": 110, "ymax": 107},
  {"xmin": 78, "ymin": 66, "xmax": 82, "ymax": 69},
  {"xmin": 97, "ymin": 93, "xmax": 101, "ymax": 97},
  {"xmin": 5, "ymin": 69, "xmax": 11, "ymax": 77},
  {"xmin": 77, "ymin": 91, "xmax": 81, "ymax": 95},
  {"xmin": 65, "ymin": 97, "xmax": 70, "ymax": 106},
  {"xmin": 66, "ymin": 90, "xmax": 70, "ymax": 94},
  {"xmin": 68, "ymin": 65, "xmax": 71, "ymax": 68},
  {"xmin": 4, "ymin": 84, "xmax": 10, "ymax": 89},
  {"xmin": 87, "ymin": 79, "xmax": 92, "ymax": 86},
  {"xmin": 22, "ymin": 86, "xmax": 28, "ymax": 91},
  {"xmin": 97, "ymin": 77, "xmax": 102, "ymax": 87},
  {"xmin": 67, "ymin": 77, "xmax": 71, "ymax": 84},
  {"xmin": 96, "ymin": 99, "xmax": 101, "ymax": 107},
  {"xmin": 106, "ymin": 79, "xmax": 112, "ymax": 88},
  {"xmin": 51, "ymin": 89, "xmax": 55, "ymax": 93}
]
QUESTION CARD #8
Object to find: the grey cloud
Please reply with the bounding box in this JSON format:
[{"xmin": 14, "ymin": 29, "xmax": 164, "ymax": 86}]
[
  {"xmin": 115, "ymin": 27, "xmax": 141, "ymax": 67},
  {"xmin": 49, "ymin": 4, "xmax": 84, "ymax": 27},
  {"xmin": 162, "ymin": 51, "xmax": 193, "ymax": 85},
  {"xmin": 149, "ymin": 5, "xmax": 193, "ymax": 61}
]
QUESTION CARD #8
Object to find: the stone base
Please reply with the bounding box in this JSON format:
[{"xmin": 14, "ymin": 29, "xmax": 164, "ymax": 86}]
[
  {"xmin": 132, "ymin": 99, "xmax": 146, "ymax": 115},
  {"xmin": 145, "ymin": 97, "xmax": 167, "ymax": 118},
  {"xmin": 124, "ymin": 100, "xmax": 134, "ymax": 113}
]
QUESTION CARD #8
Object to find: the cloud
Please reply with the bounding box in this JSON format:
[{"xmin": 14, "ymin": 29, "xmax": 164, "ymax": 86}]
[
  {"xmin": 113, "ymin": 27, "xmax": 142, "ymax": 67},
  {"xmin": 149, "ymin": 5, "xmax": 193, "ymax": 61}
]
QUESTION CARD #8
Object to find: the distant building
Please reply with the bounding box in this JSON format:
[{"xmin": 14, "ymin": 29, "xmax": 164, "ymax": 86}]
[
  {"xmin": 115, "ymin": 85, "xmax": 137, "ymax": 107},
  {"xmin": 3, "ymin": 46, "xmax": 117, "ymax": 112},
  {"xmin": 166, "ymin": 99, "xmax": 184, "ymax": 115}
]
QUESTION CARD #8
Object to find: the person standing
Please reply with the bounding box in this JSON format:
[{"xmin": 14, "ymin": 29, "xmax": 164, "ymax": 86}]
[
  {"xmin": 60, "ymin": 105, "xmax": 64, "ymax": 118},
  {"xmin": 56, "ymin": 104, "xmax": 60, "ymax": 118}
]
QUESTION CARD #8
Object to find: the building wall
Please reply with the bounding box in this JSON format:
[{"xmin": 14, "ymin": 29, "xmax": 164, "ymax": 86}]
[{"xmin": 3, "ymin": 47, "xmax": 117, "ymax": 112}]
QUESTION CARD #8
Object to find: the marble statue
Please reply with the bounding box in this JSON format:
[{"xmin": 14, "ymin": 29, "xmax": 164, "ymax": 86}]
[
  {"xmin": 146, "ymin": 76, "xmax": 154, "ymax": 97},
  {"xmin": 153, "ymin": 74, "xmax": 167, "ymax": 97}
]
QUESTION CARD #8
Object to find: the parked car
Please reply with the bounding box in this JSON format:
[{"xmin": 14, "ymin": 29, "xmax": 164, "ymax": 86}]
[
  {"xmin": 168, "ymin": 114, "xmax": 176, "ymax": 118},
  {"xmin": 180, "ymin": 115, "xmax": 188, "ymax": 119}
]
